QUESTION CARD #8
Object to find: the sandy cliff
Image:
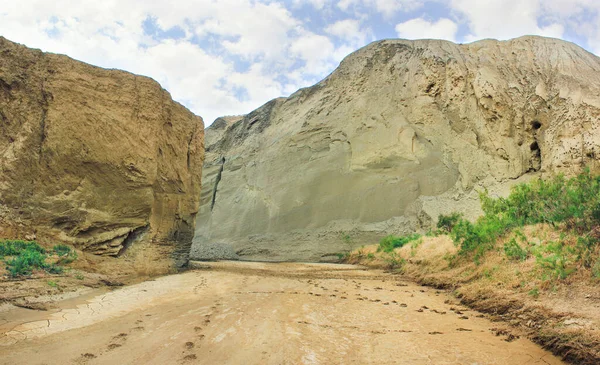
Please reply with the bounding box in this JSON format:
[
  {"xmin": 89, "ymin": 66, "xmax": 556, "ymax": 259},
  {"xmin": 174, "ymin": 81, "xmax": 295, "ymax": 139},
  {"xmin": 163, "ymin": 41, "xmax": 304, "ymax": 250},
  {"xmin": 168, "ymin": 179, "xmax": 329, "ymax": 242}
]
[{"xmin": 0, "ymin": 37, "xmax": 204, "ymax": 267}]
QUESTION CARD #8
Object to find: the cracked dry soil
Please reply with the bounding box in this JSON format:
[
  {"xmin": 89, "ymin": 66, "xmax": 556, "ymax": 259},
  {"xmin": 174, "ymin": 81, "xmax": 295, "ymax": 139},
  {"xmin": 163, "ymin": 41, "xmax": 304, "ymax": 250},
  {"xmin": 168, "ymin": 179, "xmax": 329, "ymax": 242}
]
[{"xmin": 0, "ymin": 261, "xmax": 564, "ymax": 364}]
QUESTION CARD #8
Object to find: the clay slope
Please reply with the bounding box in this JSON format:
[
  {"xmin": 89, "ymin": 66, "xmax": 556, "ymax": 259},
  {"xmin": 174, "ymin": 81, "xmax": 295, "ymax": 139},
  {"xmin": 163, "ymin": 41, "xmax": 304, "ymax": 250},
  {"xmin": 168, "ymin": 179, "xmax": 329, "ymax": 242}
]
[
  {"xmin": 192, "ymin": 36, "xmax": 600, "ymax": 262},
  {"xmin": 0, "ymin": 37, "xmax": 204, "ymax": 267}
]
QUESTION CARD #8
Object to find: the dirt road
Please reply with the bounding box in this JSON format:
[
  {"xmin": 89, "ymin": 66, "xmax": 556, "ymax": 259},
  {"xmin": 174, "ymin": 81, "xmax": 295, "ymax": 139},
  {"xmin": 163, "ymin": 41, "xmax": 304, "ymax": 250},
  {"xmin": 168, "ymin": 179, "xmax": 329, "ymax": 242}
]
[{"xmin": 0, "ymin": 261, "xmax": 564, "ymax": 364}]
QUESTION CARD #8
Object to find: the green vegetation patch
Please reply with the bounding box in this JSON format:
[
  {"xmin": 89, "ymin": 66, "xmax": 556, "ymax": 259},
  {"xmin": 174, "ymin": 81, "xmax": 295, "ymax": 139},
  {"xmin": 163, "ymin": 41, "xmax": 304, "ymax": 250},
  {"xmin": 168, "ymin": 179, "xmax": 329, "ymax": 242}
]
[
  {"xmin": 378, "ymin": 233, "xmax": 421, "ymax": 253},
  {"xmin": 1, "ymin": 239, "xmax": 76, "ymax": 278},
  {"xmin": 446, "ymin": 169, "xmax": 600, "ymax": 261}
]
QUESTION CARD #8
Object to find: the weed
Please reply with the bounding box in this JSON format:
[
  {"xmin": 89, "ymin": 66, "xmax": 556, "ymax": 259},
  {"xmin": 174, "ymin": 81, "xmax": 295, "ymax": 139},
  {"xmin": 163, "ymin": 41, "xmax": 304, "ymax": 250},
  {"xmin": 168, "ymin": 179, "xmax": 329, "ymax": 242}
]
[
  {"xmin": 378, "ymin": 234, "xmax": 421, "ymax": 253},
  {"xmin": 53, "ymin": 244, "xmax": 77, "ymax": 265},
  {"xmin": 504, "ymin": 237, "xmax": 529, "ymax": 261},
  {"xmin": 47, "ymin": 280, "xmax": 58, "ymax": 288},
  {"xmin": 336, "ymin": 252, "xmax": 348, "ymax": 260},
  {"xmin": 535, "ymin": 240, "xmax": 575, "ymax": 280},
  {"xmin": 339, "ymin": 233, "xmax": 352, "ymax": 244},
  {"xmin": 574, "ymin": 235, "xmax": 598, "ymax": 268},
  {"xmin": 529, "ymin": 287, "xmax": 540, "ymax": 298},
  {"xmin": 367, "ymin": 253, "xmax": 375, "ymax": 260},
  {"xmin": 592, "ymin": 260, "xmax": 600, "ymax": 279},
  {"xmin": 384, "ymin": 252, "xmax": 406, "ymax": 270},
  {"xmin": 53, "ymin": 244, "xmax": 71, "ymax": 257},
  {"xmin": 410, "ymin": 238, "xmax": 423, "ymax": 257},
  {"xmin": 75, "ymin": 273, "xmax": 85, "ymax": 280}
]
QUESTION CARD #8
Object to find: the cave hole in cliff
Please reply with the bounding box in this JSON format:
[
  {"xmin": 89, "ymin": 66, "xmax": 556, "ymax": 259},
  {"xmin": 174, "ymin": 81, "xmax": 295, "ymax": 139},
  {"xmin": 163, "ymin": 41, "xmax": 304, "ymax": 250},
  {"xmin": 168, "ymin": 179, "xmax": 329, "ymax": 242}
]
[
  {"xmin": 529, "ymin": 141, "xmax": 541, "ymax": 172},
  {"xmin": 530, "ymin": 141, "xmax": 539, "ymax": 151},
  {"xmin": 532, "ymin": 120, "xmax": 542, "ymax": 130},
  {"xmin": 117, "ymin": 225, "xmax": 149, "ymax": 257}
]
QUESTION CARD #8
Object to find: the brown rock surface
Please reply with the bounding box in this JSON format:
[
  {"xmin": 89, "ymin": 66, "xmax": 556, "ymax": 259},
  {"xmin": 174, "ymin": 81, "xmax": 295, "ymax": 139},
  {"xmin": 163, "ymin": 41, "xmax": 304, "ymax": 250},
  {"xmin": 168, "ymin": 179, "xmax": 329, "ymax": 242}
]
[
  {"xmin": 192, "ymin": 36, "xmax": 600, "ymax": 262},
  {"xmin": 0, "ymin": 37, "xmax": 204, "ymax": 266}
]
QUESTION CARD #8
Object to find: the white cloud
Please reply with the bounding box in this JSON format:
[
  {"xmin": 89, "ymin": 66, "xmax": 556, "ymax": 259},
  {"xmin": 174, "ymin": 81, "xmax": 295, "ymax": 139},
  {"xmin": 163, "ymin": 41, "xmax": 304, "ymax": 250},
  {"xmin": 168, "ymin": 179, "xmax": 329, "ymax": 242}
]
[
  {"xmin": 325, "ymin": 19, "xmax": 371, "ymax": 45},
  {"xmin": 337, "ymin": 0, "xmax": 424, "ymax": 17},
  {"xmin": 1, "ymin": 0, "xmax": 599, "ymax": 125},
  {"xmin": 449, "ymin": 0, "xmax": 565, "ymax": 41},
  {"xmin": 0, "ymin": 0, "xmax": 309, "ymax": 124},
  {"xmin": 395, "ymin": 18, "xmax": 458, "ymax": 42},
  {"xmin": 293, "ymin": 0, "xmax": 328, "ymax": 10},
  {"xmin": 290, "ymin": 31, "xmax": 337, "ymax": 76}
]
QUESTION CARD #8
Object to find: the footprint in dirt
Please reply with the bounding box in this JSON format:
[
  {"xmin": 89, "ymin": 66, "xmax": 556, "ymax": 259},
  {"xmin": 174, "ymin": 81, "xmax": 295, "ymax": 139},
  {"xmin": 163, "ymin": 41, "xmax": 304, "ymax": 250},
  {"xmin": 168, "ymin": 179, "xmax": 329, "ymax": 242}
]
[
  {"xmin": 193, "ymin": 326, "xmax": 206, "ymax": 341},
  {"xmin": 180, "ymin": 354, "xmax": 197, "ymax": 363},
  {"xmin": 185, "ymin": 342, "xmax": 195, "ymax": 350},
  {"xmin": 74, "ymin": 352, "xmax": 97, "ymax": 364},
  {"xmin": 107, "ymin": 333, "xmax": 127, "ymax": 350}
]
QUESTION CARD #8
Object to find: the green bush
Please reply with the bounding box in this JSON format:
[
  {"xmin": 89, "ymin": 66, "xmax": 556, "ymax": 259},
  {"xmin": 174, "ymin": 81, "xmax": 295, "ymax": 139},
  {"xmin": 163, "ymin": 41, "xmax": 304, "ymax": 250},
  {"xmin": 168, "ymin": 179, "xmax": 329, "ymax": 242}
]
[
  {"xmin": 2, "ymin": 239, "xmax": 74, "ymax": 277},
  {"xmin": 479, "ymin": 169, "xmax": 600, "ymax": 231},
  {"xmin": 6, "ymin": 249, "xmax": 48, "ymax": 277},
  {"xmin": 0, "ymin": 240, "xmax": 45, "ymax": 257},
  {"xmin": 448, "ymin": 169, "xmax": 600, "ymax": 262},
  {"xmin": 378, "ymin": 234, "xmax": 421, "ymax": 253},
  {"xmin": 437, "ymin": 212, "xmax": 463, "ymax": 233}
]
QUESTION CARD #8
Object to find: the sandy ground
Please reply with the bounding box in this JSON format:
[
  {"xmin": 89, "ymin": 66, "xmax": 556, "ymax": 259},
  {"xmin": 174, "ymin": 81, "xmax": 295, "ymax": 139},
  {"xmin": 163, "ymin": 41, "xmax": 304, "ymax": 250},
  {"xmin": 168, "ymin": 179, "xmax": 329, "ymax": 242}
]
[{"xmin": 0, "ymin": 261, "xmax": 565, "ymax": 365}]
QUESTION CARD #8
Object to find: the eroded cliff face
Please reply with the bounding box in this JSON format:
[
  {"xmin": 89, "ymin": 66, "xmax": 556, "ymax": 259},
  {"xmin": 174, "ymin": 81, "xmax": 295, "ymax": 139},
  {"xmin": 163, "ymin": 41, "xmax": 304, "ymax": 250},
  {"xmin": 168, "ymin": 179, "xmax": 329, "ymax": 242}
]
[
  {"xmin": 0, "ymin": 37, "xmax": 204, "ymax": 267},
  {"xmin": 192, "ymin": 36, "xmax": 600, "ymax": 262}
]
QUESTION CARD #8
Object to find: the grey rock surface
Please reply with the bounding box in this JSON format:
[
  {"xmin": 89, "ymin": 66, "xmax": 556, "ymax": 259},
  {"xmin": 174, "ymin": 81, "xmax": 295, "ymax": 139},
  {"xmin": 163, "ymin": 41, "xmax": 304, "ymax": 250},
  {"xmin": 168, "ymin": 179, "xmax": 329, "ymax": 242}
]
[
  {"xmin": 192, "ymin": 36, "xmax": 600, "ymax": 262},
  {"xmin": 190, "ymin": 242, "xmax": 240, "ymax": 261}
]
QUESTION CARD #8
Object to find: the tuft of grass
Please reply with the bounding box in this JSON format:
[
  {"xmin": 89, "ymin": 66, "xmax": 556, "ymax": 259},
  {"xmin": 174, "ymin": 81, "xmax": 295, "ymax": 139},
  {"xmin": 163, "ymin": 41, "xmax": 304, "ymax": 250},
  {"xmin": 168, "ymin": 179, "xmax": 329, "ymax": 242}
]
[
  {"xmin": 534, "ymin": 240, "xmax": 576, "ymax": 280},
  {"xmin": 378, "ymin": 234, "xmax": 421, "ymax": 253},
  {"xmin": 53, "ymin": 244, "xmax": 77, "ymax": 265},
  {"xmin": 504, "ymin": 237, "xmax": 529, "ymax": 261},
  {"xmin": 528, "ymin": 287, "xmax": 540, "ymax": 298},
  {"xmin": 592, "ymin": 259, "xmax": 600, "ymax": 279},
  {"xmin": 336, "ymin": 252, "xmax": 349, "ymax": 260},
  {"xmin": 47, "ymin": 280, "xmax": 58, "ymax": 288},
  {"xmin": 383, "ymin": 252, "xmax": 406, "ymax": 270},
  {"xmin": 339, "ymin": 232, "xmax": 352, "ymax": 244}
]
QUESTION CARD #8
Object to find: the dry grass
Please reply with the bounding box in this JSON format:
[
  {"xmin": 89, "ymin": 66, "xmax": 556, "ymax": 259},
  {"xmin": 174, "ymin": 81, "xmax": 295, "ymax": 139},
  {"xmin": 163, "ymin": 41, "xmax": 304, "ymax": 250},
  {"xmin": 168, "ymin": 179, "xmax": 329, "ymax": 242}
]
[{"xmin": 347, "ymin": 224, "xmax": 600, "ymax": 364}]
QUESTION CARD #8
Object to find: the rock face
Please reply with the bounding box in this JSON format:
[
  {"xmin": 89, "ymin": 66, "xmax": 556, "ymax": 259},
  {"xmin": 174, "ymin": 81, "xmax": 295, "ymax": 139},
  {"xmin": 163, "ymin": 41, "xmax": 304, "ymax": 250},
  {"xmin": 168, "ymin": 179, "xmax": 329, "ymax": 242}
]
[
  {"xmin": 192, "ymin": 36, "xmax": 600, "ymax": 262},
  {"xmin": 0, "ymin": 37, "xmax": 204, "ymax": 266}
]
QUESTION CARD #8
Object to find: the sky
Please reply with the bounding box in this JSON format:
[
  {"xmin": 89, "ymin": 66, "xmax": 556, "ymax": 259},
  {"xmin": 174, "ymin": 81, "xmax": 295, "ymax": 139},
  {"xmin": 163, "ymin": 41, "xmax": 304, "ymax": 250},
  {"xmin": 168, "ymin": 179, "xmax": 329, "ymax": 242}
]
[{"xmin": 1, "ymin": 1, "xmax": 599, "ymax": 125}]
